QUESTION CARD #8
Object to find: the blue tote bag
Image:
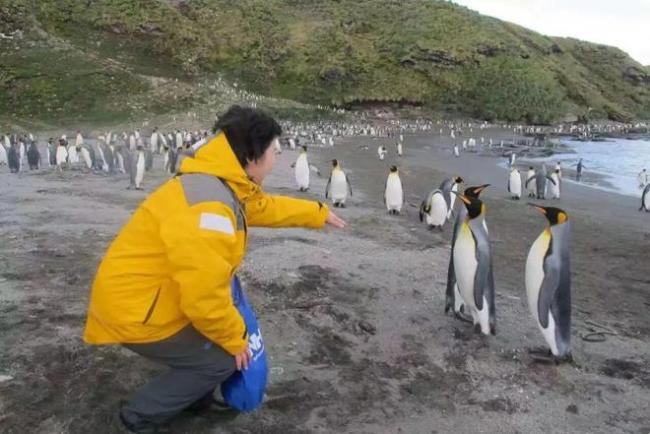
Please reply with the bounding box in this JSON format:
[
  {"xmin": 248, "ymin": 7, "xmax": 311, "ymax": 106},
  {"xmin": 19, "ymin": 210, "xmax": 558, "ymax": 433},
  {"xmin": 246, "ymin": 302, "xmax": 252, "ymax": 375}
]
[{"xmin": 221, "ymin": 276, "xmax": 268, "ymax": 412}]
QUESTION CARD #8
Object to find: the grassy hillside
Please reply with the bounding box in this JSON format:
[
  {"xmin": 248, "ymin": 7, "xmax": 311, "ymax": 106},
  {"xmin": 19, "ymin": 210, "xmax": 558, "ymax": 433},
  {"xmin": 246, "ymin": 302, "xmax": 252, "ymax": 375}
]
[{"xmin": 1, "ymin": 0, "xmax": 649, "ymax": 126}]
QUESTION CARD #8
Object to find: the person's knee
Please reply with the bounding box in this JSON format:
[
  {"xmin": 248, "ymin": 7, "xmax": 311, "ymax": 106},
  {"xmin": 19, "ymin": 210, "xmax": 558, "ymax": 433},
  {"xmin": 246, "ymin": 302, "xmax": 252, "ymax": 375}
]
[{"xmin": 196, "ymin": 353, "xmax": 236, "ymax": 382}]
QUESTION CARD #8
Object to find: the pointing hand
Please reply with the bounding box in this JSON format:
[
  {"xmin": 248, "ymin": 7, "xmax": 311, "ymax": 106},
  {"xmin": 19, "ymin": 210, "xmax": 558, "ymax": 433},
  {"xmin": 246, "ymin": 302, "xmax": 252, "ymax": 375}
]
[{"xmin": 326, "ymin": 211, "xmax": 346, "ymax": 229}]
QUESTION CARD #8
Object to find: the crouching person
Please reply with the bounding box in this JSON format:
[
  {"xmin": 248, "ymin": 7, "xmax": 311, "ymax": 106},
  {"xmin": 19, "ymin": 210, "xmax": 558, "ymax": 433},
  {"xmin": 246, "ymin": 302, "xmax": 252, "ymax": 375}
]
[{"xmin": 83, "ymin": 106, "xmax": 346, "ymax": 433}]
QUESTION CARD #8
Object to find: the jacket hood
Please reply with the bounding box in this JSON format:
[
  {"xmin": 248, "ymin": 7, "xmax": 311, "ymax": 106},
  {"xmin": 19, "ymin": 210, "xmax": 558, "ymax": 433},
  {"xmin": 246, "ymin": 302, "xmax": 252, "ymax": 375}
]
[{"xmin": 179, "ymin": 132, "xmax": 261, "ymax": 200}]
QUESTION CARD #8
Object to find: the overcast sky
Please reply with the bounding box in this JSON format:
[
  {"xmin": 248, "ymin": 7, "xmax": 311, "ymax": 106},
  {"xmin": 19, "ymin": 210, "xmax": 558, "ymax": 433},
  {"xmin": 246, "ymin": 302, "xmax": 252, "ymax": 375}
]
[{"xmin": 451, "ymin": 0, "xmax": 650, "ymax": 65}]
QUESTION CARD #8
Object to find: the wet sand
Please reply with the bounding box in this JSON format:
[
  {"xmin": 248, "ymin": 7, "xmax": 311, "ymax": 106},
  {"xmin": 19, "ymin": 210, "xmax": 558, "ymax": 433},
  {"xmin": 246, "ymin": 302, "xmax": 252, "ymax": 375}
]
[{"xmin": 0, "ymin": 128, "xmax": 649, "ymax": 434}]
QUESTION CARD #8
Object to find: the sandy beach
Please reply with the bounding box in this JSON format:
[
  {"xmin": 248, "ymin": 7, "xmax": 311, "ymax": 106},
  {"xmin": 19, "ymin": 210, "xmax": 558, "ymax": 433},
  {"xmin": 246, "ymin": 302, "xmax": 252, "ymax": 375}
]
[{"xmin": 0, "ymin": 128, "xmax": 649, "ymax": 434}]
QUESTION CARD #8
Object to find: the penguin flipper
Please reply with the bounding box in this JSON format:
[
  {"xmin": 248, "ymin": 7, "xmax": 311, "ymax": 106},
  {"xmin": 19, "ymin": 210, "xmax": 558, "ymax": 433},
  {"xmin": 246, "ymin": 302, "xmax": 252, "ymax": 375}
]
[
  {"xmin": 470, "ymin": 223, "xmax": 493, "ymax": 312},
  {"xmin": 445, "ymin": 249, "xmax": 457, "ymax": 313},
  {"xmin": 546, "ymin": 174, "xmax": 557, "ymax": 185},
  {"xmin": 525, "ymin": 176, "xmax": 534, "ymax": 188},
  {"xmin": 325, "ymin": 175, "xmax": 331, "ymax": 199}
]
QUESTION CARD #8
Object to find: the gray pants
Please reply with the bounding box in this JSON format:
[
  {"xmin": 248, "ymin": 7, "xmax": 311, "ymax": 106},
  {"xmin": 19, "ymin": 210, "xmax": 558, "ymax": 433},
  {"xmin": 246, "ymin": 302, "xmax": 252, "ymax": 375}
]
[{"xmin": 121, "ymin": 326, "xmax": 236, "ymax": 426}]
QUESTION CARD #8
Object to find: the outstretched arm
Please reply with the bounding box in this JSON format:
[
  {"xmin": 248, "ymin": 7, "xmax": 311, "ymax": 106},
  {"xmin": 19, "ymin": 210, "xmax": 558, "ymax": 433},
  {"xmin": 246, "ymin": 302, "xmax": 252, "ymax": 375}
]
[{"xmin": 245, "ymin": 191, "xmax": 329, "ymax": 228}]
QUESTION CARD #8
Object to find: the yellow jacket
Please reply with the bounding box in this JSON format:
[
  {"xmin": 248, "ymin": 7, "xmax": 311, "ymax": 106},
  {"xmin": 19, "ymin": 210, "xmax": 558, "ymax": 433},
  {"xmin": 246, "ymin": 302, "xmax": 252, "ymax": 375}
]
[{"xmin": 83, "ymin": 132, "xmax": 329, "ymax": 355}]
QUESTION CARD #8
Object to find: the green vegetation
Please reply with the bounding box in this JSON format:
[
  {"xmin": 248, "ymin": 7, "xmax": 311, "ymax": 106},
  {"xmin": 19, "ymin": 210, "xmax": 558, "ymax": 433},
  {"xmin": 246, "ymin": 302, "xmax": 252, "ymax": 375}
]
[{"xmin": 1, "ymin": 0, "xmax": 649, "ymax": 125}]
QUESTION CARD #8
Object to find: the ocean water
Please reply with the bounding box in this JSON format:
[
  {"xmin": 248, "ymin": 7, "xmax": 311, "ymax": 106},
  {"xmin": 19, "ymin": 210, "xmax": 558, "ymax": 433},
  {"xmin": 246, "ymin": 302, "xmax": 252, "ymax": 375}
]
[{"xmin": 531, "ymin": 138, "xmax": 650, "ymax": 197}]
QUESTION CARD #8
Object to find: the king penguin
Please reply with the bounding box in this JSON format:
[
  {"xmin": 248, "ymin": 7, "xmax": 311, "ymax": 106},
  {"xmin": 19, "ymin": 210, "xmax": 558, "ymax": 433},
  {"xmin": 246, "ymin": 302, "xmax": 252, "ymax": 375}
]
[
  {"xmin": 294, "ymin": 146, "xmax": 310, "ymax": 191},
  {"xmin": 526, "ymin": 167, "xmax": 536, "ymax": 198},
  {"xmin": 525, "ymin": 205, "xmax": 572, "ymax": 362},
  {"xmin": 0, "ymin": 142, "xmax": 7, "ymax": 166},
  {"xmin": 639, "ymin": 184, "xmax": 650, "ymax": 212},
  {"xmin": 150, "ymin": 128, "xmax": 159, "ymax": 154},
  {"xmin": 419, "ymin": 188, "xmax": 448, "ymax": 230},
  {"xmin": 26, "ymin": 140, "xmax": 40, "ymax": 170},
  {"xmin": 384, "ymin": 165, "xmax": 404, "ymax": 215},
  {"xmin": 526, "ymin": 164, "xmax": 556, "ymax": 200},
  {"xmin": 67, "ymin": 142, "xmax": 79, "ymax": 166},
  {"xmin": 55, "ymin": 139, "xmax": 68, "ymax": 170},
  {"xmin": 548, "ymin": 170, "xmax": 561, "ymax": 199},
  {"xmin": 378, "ymin": 145, "xmax": 387, "ymax": 161},
  {"xmin": 131, "ymin": 145, "xmax": 146, "ymax": 190},
  {"xmin": 446, "ymin": 184, "xmax": 490, "ymax": 320},
  {"xmin": 7, "ymin": 143, "xmax": 19, "ymax": 173},
  {"xmin": 452, "ymin": 192, "xmax": 496, "ymax": 335},
  {"xmin": 47, "ymin": 139, "xmax": 57, "ymax": 167},
  {"xmin": 508, "ymin": 167, "xmax": 522, "ymax": 200},
  {"xmin": 80, "ymin": 144, "xmax": 93, "ymax": 169},
  {"xmin": 18, "ymin": 139, "xmax": 25, "ymax": 170},
  {"xmin": 439, "ymin": 176, "xmax": 464, "ymax": 220},
  {"xmin": 325, "ymin": 159, "xmax": 352, "ymax": 207}
]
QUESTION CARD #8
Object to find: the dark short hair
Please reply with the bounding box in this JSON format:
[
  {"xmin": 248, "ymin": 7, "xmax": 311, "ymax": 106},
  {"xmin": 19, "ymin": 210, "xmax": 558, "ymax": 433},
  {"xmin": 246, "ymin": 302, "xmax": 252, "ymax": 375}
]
[{"xmin": 213, "ymin": 105, "xmax": 281, "ymax": 168}]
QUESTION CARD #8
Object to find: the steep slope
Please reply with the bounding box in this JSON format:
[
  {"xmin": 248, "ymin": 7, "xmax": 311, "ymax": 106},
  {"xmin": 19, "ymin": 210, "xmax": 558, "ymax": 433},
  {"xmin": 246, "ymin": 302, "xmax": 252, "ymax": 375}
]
[{"xmin": 1, "ymin": 0, "xmax": 649, "ymax": 125}]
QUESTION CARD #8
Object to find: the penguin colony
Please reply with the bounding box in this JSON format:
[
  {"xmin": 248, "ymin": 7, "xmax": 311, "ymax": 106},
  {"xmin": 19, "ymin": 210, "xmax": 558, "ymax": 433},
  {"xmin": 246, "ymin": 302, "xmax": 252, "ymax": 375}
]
[
  {"xmin": 286, "ymin": 121, "xmax": 584, "ymax": 364},
  {"xmin": 4, "ymin": 118, "xmax": 647, "ymax": 364},
  {"xmin": 0, "ymin": 128, "xmax": 211, "ymax": 190}
]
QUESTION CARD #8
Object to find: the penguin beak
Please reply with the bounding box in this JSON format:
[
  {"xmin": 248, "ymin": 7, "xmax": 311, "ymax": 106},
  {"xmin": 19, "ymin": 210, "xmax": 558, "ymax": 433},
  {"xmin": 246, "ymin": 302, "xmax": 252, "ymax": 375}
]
[
  {"xmin": 475, "ymin": 184, "xmax": 490, "ymax": 194},
  {"xmin": 528, "ymin": 203, "xmax": 547, "ymax": 215},
  {"xmin": 453, "ymin": 191, "xmax": 471, "ymax": 205}
]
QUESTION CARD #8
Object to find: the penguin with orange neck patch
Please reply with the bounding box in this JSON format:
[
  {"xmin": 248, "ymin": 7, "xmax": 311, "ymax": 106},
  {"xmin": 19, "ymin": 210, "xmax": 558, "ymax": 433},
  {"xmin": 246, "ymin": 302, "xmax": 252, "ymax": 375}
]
[
  {"xmin": 446, "ymin": 184, "xmax": 490, "ymax": 321},
  {"xmin": 525, "ymin": 205, "xmax": 572, "ymax": 363},
  {"xmin": 452, "ymin": 191, "xmax": 496, "ymax": 335}
]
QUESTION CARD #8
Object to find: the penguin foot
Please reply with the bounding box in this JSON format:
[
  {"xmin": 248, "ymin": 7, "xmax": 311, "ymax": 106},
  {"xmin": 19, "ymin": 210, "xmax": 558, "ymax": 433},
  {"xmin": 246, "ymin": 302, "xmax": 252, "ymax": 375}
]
[
  {"xmin": 453, "ymin": 311, "xmax": 473, "ymax": 324},
  {"xmin": 339, "ymin": 204, "xmax": 346, "ymax": 208},
  {"xmin": 527, "ymin": 347, "xmax": 572, "ymax": 364}
]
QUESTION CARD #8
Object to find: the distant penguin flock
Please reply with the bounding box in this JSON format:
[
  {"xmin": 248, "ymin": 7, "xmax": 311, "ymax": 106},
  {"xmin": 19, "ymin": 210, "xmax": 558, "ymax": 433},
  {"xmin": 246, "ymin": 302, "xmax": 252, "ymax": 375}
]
[{"xmin": 0, "ymin": 128, "xmax": 211, "ymax": 191}]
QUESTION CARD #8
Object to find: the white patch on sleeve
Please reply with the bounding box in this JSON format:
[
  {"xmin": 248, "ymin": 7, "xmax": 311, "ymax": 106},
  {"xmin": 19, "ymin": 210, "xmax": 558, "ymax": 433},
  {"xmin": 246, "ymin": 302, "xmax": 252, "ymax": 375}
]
[{"xmin": 199, "ymin": 213, "xmax": 234, "ymax": 235}]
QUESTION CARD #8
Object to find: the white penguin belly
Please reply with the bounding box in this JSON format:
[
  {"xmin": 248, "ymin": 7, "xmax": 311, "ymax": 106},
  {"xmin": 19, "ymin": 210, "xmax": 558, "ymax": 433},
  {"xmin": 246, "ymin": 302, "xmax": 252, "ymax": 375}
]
[
  {"xmin": 56, "ymin": 147, "xmax": 67, "ymax": 165},
  {"xmin": 330, "ymin": 172, "xmax": 348, "ymax": 202},
  {"xmin": 644, "ymin": 191, "xmax": 650, "ymax": 209},
  {"xmin": 510, "ymin": 172, "xmax": 522, "ymax": 197},
  {"xmin": 67, "ymin": 146, "xmax": 78, "ymax": 163},
  {"xmin": 135, "ymin": 154, "xmax": 145, "ymax": 187},
  {"xmin": 527, "ymin": 173, "xmax": 536, "ymax": 194},
  {"xmin": 550, "ymin": 176, "xmax": 560, "ymax": 198},
  {"xmin": 453, "ymin": 283, "xmax": 464, "ymax": 312},
  {"xmin": 295, "ymin": 156, "xmax": 310, "ymax": 188},
  {"xmin": 81, "ymin": 148, "xmax": 92, "ymax": 169},
  {"xmin": 426, "ymin": 193, "xmax": 447, "ymax": 226},
  {"xmin": 525, "ymin": 231, "xmax": 559, "ymax": 354},
  {"xmin": 453, "ymin": 225, "xmax": 478, "ymax": 316},
  {"xmin": 385, "ymin": 178, "xmax": 403, "ymax": 210}
]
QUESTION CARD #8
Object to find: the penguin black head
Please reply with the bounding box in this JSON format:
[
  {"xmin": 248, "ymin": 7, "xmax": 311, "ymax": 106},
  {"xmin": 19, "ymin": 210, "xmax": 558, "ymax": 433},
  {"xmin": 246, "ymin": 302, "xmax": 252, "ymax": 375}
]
[
  {"xmin": 529, "ymin": 166, "xmax": 534, "ymax": 170},
  {"xmin": 301, "ymin": 145, "xmax": 307, "ymax": 152},
  {"xmin": 389, "ymin": 165, "xmax": 398, "ymax": 173},
  {"xmin": 529, "ymin": 204, "xmax": 568, "ymax": 225},
  {"xmin": 464, "ymin": 184, "xmax": 489, "ymax": 198},
  {"xmin": 455, "ymin": 192, "xmax": 484, "ymax": 219},
  {"xmin": 331, "ymin": 159, "xmax": 339, "ymax": 167},
  {"xmin": 454, "ymin": 176, "xmax": 464, "ymax": 184}
]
